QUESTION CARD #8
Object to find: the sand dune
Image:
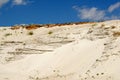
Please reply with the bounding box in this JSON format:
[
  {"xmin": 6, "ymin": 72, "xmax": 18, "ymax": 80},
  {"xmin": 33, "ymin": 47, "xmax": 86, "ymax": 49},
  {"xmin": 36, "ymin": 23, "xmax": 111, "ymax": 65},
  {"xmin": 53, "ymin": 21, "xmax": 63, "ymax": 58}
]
[{"xmin": 0, "ymin": 20, "xmax": 120, "ymax": 80}]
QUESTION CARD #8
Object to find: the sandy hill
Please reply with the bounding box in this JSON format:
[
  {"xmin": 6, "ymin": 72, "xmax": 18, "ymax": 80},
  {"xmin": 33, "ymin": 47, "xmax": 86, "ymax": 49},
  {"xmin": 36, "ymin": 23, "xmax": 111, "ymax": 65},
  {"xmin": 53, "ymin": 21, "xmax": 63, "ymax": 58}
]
[{"xmin": 0, "ymin": 20, "xmax": 120, "ymax": 80}]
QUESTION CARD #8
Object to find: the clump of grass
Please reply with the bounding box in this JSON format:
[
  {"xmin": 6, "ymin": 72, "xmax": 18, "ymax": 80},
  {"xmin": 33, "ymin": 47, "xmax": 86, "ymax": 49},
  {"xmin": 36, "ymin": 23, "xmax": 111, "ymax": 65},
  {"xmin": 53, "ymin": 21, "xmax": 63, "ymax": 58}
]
[
  {"xmin": 101, "ymin": 24, "xmax": 105, "ymax": 27},
  {"xmin": 21, "ymin": 31, "xmax": 23, "ymax": 34},
  {"xmin": 5, "ymin": 33, "xmax": 12, "ymax": 37},
  {"xmin": 28, "ymin": 31, "xmax": 33, "ymax": 35},
  {"xmin": 113, "ymin": 31, "xmax": 120, "ymax": 37},
  {"xmin": 111, "ymin": 25, "xmax": 116, "ymax": 29},
  {"xmin": 92, "ymin": 23, "xmax": 97, "ymax": 27},
  {"xmin": 48, "ymin": 31, "xmax": 53, "ymax": 34},
  {"xmin": 96, "ymin": 73, "xmax": 99, "ymax": 76},
  {"xmin": 3, "ymin": 28, "xmax": 6, "ymax": 30},
  {"xmin": 23, "ymin": 43, "xmax": 26, "ymax": 45},
  {"xmin": 101, "ymin": 73, "xmax": 104, "ymax": 75}
]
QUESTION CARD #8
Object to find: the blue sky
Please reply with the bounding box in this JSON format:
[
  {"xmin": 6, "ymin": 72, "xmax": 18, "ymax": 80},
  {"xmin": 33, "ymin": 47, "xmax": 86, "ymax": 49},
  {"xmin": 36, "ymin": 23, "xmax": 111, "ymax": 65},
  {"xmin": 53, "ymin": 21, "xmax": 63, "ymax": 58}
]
[{"xmin": 0, "ymin": 0, "xmax": 120, "ymax": 26}]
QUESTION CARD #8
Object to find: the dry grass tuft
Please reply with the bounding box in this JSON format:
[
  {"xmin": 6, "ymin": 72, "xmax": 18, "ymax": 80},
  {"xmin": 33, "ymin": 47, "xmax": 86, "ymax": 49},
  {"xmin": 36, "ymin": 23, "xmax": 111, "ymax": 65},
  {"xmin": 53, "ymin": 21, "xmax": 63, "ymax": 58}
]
[{"xmin": 113, "ymin": 31, "xmax": 120, "ymax": 37}]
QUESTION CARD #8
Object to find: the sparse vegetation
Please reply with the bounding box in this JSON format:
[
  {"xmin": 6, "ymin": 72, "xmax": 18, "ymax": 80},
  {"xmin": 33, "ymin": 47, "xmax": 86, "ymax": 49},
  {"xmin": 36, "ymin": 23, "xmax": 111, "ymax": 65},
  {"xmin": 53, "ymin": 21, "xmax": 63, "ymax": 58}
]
[
  {"xmin": 101, "ymin": 24, "xmax": 105, "ymax": 27},
  {"xmin": 26, "ymin": 24, "xmax": 40, "ymax": 30},
  {"xmin": 113, "ymin": 31, "xmax": 120, "ymax": 37},
  {"xmin": 101, "ymin": 73, "xmax": 104, "ymax": 75},
  {"xmin": 28, "ymin": 31, "xmax": 34, "ymax": 35},
  {"xmin": 21, "ymin": 32, "xmax": 23, "ymax": 34},
  {"xmin": 3, "ymin": 28, "xmax": 6, "ymax": 30},
  {"xmin": 92, "ymin": 23, "xmax": 97, "ymax": 27},
  {"xmin": 111, "ymin": 25, "xmax": 116, "ymax": 29},
  {"xmin": 48, "ymin": 31, "xmax": 53, "ymax": 34},
  {"xmin": 96, "ymin": 73, "xmax": 99, "ymax": 76},
  {"xmin": 23, "ymin": 43, "xmax": 26, "ymax": 45},
  {"xmin": 5, "ymin": 33, "xmax": 12, "ymax": 37},
  {"xmin": 11, "ymin": 26, "xmax": 20, "ymax": 30}
]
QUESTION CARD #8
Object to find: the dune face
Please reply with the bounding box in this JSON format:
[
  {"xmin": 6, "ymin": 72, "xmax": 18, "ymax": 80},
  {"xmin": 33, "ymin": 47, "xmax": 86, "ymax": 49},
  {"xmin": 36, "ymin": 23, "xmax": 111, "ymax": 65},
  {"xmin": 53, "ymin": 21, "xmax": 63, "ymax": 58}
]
[{"xmin": 0, "ymin": 20, "xmax": 120, "ymax": 80}]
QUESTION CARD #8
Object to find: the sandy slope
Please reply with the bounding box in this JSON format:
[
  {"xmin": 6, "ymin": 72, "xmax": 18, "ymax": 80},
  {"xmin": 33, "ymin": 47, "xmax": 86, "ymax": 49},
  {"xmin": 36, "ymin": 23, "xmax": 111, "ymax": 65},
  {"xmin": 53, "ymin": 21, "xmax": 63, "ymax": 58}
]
[{"xmin": 0, "ymin": 20, "xmax": 120, "ymax": 80}]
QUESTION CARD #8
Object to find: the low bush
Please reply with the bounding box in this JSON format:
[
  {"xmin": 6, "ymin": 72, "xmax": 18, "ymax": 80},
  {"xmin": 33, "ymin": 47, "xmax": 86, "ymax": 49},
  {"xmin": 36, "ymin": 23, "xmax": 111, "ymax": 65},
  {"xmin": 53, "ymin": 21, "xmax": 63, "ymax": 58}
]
[
  {"xmin": 28, "ymin": 31, "xmax": 34, "ymax": 35},
  {"xmin": 5, "ymin": 33, "xmax": 12, "ymax": 37},
  {"xmin": 48, "ymin": 31, "xmax": 53, "ymax": 34}
]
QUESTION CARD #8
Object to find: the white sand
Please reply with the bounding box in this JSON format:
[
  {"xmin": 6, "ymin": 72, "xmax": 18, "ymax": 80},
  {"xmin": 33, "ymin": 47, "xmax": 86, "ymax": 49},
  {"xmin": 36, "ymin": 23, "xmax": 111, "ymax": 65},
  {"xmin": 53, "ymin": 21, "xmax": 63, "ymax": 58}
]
[{"xmin": 0, "ymin": 20, "xmax": 120, "ymax": 80}]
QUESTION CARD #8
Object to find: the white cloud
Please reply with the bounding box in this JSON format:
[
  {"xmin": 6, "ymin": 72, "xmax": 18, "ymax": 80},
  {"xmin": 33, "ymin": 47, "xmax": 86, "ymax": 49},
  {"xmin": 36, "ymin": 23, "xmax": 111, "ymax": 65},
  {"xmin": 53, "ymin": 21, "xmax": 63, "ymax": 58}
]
[
  {"xmin": 0, "ymin": 0, "xmax": 9, "ymax": 8},
  {"xmin": 12, "ymin": 0, "xmax": 28, "ymax": 5},
  {"xmin": 108, "ymin": 2, "xmax": 120, "ymax": 12},
  {"xmin": 73, "ymin": 6, "xmax": 106, "ymax": 21},
  {"xmin": 73, "ymin": 2, "xmax": 120, "ymax": 21}
]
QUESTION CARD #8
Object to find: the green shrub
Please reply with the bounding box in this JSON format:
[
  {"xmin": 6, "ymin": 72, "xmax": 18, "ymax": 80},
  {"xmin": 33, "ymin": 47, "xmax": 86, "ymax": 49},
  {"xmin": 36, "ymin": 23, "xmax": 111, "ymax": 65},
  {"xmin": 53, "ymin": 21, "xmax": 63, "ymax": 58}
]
[
  {"xmin": 28, "ymin": 31, "xmax": 33, "ymax": 35},
  {"xmin": 3, "ymin": 28, "xmax": 6, "ymax": 30},
  {"xmin": 5, "ymin": 33, "xmax": 12, "ymax": 37},
  {"xmin": 48, "ymin": 31, "xmax": 53, "ymax": 34}
]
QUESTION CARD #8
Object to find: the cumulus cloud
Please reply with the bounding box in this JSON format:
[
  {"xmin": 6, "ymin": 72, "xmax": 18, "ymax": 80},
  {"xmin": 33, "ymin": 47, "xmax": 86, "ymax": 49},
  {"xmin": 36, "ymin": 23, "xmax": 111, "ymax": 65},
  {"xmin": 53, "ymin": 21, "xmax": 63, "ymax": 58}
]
[
  {"xmin": 73, "ymin": 2, "xmax": 120, "ymax": 21},
  {"xmin": 0, "ymin": 0, "xmax": 9, "ymax": 8},
  {"xmin": 0, "ymin": 0, "xmax": 30, "ymax": 8},
  {"xmin": 12, "ymin": 0, "xmax": 28, "ymax": 5},
  {"xmin": 108, "ymin": 2, "xmax": 120, "ymax": 12},
  {"xmin": 73, "ymin": 6, "xmax": 105, "ymax": 21}
]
